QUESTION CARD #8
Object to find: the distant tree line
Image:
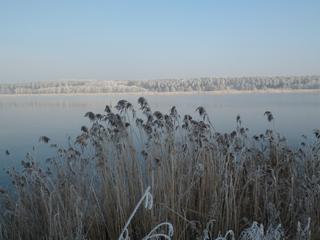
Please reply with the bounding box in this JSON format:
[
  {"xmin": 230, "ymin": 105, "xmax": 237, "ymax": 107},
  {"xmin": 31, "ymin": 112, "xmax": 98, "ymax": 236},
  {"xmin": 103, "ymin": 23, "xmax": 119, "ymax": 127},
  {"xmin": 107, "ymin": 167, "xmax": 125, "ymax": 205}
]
[{"xmin": 0, "ymin": 75, "xmax": 319, "ymax": 94}]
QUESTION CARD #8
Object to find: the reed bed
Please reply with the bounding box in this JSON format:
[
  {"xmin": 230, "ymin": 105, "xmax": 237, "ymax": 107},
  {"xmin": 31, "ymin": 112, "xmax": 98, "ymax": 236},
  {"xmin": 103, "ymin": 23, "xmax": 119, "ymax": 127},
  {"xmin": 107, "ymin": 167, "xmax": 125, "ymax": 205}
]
[{"xmin": 0, "ymin": 97, "xmax": 320, "ymax": 239}]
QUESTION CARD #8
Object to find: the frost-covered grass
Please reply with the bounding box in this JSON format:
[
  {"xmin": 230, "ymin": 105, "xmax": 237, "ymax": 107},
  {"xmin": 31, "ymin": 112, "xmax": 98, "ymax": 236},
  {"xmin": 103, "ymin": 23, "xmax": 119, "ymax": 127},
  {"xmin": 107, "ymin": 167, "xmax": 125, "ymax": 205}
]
[{"xmin": 0, "ymin": 97, "xmax": 319, "ymax": 239}]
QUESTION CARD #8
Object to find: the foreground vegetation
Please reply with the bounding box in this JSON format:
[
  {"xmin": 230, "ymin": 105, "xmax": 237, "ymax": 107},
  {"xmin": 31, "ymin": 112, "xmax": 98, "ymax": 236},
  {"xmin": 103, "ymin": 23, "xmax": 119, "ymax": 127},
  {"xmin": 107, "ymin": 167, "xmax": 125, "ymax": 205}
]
[{"xmin": 0, "ymin": 97, "xmax": 319, "ymax": 239}]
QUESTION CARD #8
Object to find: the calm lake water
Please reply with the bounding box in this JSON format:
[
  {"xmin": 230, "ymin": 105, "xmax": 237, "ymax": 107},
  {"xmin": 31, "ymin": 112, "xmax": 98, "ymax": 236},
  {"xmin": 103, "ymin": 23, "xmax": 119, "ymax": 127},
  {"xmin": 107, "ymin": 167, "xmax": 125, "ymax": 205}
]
[{"xmin": 0, "ymin": 92, "xmax": 320, "ymax": 185}]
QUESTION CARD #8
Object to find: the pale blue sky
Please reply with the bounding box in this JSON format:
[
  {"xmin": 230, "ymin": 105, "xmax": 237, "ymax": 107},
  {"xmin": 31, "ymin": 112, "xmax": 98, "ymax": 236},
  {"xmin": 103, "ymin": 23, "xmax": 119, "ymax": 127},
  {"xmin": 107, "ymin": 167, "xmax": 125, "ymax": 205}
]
[{"xmin": 0, "ymin": 0, "xmax": 319, "ymax": 83}]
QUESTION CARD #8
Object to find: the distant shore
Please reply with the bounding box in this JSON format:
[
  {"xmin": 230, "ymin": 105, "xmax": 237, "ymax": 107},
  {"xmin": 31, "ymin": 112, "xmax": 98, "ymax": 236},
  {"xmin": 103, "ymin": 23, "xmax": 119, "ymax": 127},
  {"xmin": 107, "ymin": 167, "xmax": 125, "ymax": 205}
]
[{"xmin": 0, "ymin": 88, "xmax": 320, "ymax": 97}]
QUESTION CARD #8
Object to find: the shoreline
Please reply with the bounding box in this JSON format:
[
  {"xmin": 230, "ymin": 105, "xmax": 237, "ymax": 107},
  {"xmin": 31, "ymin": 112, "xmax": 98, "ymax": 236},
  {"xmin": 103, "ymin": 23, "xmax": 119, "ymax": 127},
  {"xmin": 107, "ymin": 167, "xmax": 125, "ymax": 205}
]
[{"xmin": 0, "ymin": 88, "xmax": 319, "ymax": 97}]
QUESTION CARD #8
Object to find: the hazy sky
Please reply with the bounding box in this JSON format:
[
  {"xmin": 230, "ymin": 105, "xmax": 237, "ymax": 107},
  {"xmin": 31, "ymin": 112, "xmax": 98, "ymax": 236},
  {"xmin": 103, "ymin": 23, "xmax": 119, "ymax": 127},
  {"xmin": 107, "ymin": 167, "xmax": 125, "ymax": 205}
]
[{"xmin": 0, "ymin": 0, "xmax": 319, "ymax": 83}]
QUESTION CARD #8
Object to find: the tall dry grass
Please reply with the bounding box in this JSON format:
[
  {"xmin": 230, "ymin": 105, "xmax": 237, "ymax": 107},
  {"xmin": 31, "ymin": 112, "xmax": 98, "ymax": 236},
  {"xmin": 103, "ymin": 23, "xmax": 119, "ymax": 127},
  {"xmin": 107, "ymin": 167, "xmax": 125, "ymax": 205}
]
[{"xmin": 0, "ymin": 97, "xmax": 319, "ymax": 239}]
